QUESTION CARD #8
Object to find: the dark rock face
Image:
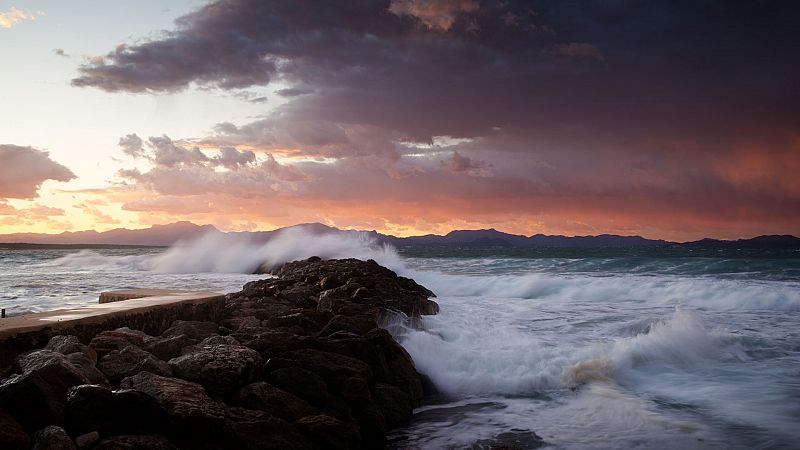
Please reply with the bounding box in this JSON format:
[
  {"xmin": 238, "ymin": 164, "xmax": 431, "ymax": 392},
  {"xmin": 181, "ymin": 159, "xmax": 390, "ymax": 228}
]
[
  {"xmin": 225, "ymin": 407, "xmax": 314, "ymax": 450},
  {"xmin": 253, "ymin": 257, "xmax": 439, "ymax": 317},
  {"xmin": 45, "ymin": 336, "xmax": 97, "ymax": 364},
  {"xmin": 168, "ymin": 344, "xmax": 262, "ymax": 394},
  {"xmin": 296, "ymin": 414, "xmax": 361, "ymax": 450},
  {"xmin": 119, "ymin": 371, "xmax": 226, "ymax": 428},
  {"xmin": 0, "ymin": 412, "xmax": 31, "ymax": 450},
  {"xmin": 143, "ymin": 334, "xmax": 195, "ymax": 361},
  {"xmin": 65, "ymin": 384, "xmax": 168, "ymax": 437},
  {"xmin": 98, "ymin": 346, "xmax": 171, "ymax": 384},
  {"xmin": 232, "ymin": 382, "xmax": 319, "ymax": 422},
  {"xmin": 93, "ymin": 434, "xmax": 177, "ymax": 450},
  {"xmin": 89, "ymin": 329, "xmax": 148, "ymax": 359},
  {"xmin": 0, "ymin": 257, "xmax": 438, "ymax": 449},
  {"xmin": 31, "ymin": 425, "xmax": 76, "ymax": 450}
]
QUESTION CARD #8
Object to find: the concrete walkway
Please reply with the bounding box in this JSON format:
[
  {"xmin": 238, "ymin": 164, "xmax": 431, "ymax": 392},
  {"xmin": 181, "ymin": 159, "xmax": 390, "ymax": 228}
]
[{"xmin": 0, "ymin": 289, "xmax": 225, "ymax": 367}]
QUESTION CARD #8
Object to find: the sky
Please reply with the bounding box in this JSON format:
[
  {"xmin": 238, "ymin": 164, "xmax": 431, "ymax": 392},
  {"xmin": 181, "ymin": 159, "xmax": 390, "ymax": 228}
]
[{"xmin": 0, "ymin": 0, "xmax": 798, "ymax": 240}]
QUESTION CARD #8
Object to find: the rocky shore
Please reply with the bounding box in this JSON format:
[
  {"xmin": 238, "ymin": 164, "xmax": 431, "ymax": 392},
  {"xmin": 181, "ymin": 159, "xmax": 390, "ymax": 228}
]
[{"xmin": 0, "ymin": 257, "xmax": 439, "ymax": 449}]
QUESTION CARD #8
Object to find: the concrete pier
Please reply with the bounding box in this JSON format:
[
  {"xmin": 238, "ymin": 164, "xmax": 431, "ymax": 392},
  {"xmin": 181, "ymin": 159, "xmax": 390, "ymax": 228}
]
[{"xmin": 0, "ymin": 289, "xmax": 225, "ymax": 368}]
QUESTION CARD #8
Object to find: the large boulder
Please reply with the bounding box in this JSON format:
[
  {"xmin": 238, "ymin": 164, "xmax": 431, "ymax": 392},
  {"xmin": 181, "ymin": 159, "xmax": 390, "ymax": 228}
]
[
  {"xmin": 232, "ymin": 382, "xmax": 319, "ymax": 422},
  {"xmin": 143, "ymin": 334, "xmax": 195, "ymax": 361},
  {"xmin": 1, "ymin": 350, "xmax": 97, "ymax": 431},
  {"xmin": 32, "ymin": 425, "xmax": 76, "ymax": 450},
  {"xmin": 65, "ymin": 353, "xmax": 109, "ymax": 388},
  {"xmin": 93, "ymin": 434, "xmax": 177, "ymax": 450},
  {"xmin": 0, "ymin": 372, "xmax": 64, "ymax": 432},
  {"xmin": 264, "ymin": 366, "xmax": 329, "ymax": 407},
  {"xmin": 89, "ymin": 329, "xmax": 149, "ymax": 358},
  {"xmin": 224, "ymin": 407, "xmax": 313, "ymax": 450},
  {"xmin": 16, "ymin": 350, "xmax": 91, "ymax": 391},
  {"xmin": 160, "ymin": 320, "xmax": 218, "ymax": 341},
  {"xmin": 0, "ymin": 412, "xmax": 31, "ymax": 450},
  {"xmin": 65, "ymin": 384, "xmax": 168, "ymax": 437},
  {"xmin": 168, "ymin": 344, "xmax": 262, "ymax": 394},
  {"xmin": 98, "ymin": 346, "xmax": 171, "ymax": 384},
  {"xmin": 295, "ymin": 414, "xmax": 360, "ymax": 450},
  {"xmin": 119, "ymin": 372, "xmax": 225, "ymax": 430},
  {"xmin": 45, "ymin": 336, "xmax": 97, "ymax": 364}
]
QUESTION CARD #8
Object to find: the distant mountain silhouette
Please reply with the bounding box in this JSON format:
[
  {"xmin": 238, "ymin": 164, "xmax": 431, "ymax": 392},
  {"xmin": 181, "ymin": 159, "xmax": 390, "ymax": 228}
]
[
  {"xmin": 0, "ymin": 221, "xmax": 220, "ymax": 246},
  {"xmin": 675, "ymin": 235, "xmax": 800, "ymax": 249},
  {"xmin": 383, "ymin": 228, "xmax": 668, "ymax": 248},
  {"xmin": 0, "ymin": 222, "xmax": 797, "ymax": 249}
]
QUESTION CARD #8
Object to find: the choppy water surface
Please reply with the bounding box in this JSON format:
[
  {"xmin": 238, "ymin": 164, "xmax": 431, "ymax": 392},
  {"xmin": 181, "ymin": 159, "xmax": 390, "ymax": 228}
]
[{"xmin": 1, "ymin": 232, "xmax": 798, "ymax": 449}]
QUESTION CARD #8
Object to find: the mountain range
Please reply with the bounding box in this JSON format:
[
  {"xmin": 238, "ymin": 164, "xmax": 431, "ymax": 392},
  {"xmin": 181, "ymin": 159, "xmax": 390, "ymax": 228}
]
[{"xmin": 0, "ymin": 221, "xmax": 798, "ymax": 249}]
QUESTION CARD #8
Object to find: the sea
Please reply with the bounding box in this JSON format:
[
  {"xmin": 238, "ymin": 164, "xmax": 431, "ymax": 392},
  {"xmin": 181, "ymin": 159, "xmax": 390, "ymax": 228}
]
[{"xmin": 1, "ymin": 230, "xmax": 799, "ymax": 450}]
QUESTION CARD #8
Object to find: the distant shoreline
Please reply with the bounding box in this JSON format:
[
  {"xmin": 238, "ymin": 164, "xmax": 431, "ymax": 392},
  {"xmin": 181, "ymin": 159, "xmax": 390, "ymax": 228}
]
[{"xmin": 0, "ymin": 243, "xmax": 166, "ymax": 250}]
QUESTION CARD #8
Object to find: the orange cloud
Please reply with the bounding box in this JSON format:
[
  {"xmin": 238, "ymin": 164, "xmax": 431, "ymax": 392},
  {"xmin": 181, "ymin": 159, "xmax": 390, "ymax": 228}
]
[{"xmin": 0, "ymin": 7, "xmax": 39, "ymax": 29}]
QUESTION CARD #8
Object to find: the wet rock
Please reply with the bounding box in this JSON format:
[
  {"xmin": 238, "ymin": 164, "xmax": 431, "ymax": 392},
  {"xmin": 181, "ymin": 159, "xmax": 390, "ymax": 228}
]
[
  {"xmin": 237, "ymin": 330, "xmax": 304, "ymax": 358},
  {"xmin": 199, "ymin": 334, "xmax": 239, "ymax": 346},
  {"xmin": 93, "ymin": 434, "xmax": 177, "ymax": 450},
  {"xmin": 351, "ymin": 286, "xmax": 371, "ymax": 301},
  {"xmin": 265, "ymin": 366, "xmax": 329, "ymax": 407},
  {"xmin": 0, "ymin": 372, "xmax": 63, "ymax": 432},
  {"xmin": 373, "ymin": 382, "xmax": 413, "ymax": 427},
  {"xmin": 318, "ymin": 275, "xmax": 342, "ymax": 291},
  {"xmin": 318, "ymin": 314, "xmax": 377, "ymax": 337},
  {"xmin": 295, "ymin": 414, "xmax": 360, "ymax": 450},
  {"xmin": 16, "ymin": 350, "xmax": 91, "ymax": 390},
  {"xmin": 366, "ymin": 328, "xmax": 424, "ymax": 403},
  {"xmin": 274, "ymin": 348, "xmax": 373, "ymax": 394},
  {"xmin": 119, "ymin": 371, "xmax": 225, "ymax": 429},
  {"xmin": 98, "ymin": 346, "xmax": 171, "ymax": 384},
  {"xmin": 45, "ymin": 336, "xmax": 97, "ymax": 364},
  {"xmin": 89, "ymin": 330, "xmax": 148, "ymax": 358},
  {"xmin": 264, "ymin": 257, "xmax": 438, "ymax": 317},
  {"xmin": 225, "ymin": 407, "xmax": 313, "ymax": 450},
  {"xmin": 232, "ymin": 382, "xmax": 318, "ymax": 422},
  {"xmin": 0, "ymin": 412, "xmax": 31, "ymax": 450},
  {"xmin": 168, "ymin": 344, "xmax": 262, "ymax": 394},
  {"xmin": 65, "ymin": 353, "xmax": 109, "ymax": 387},
  {"xmin": 265, "ymin": 312, "xmax": 325, "ymax": 335},
  {"xmin": 65, "ymin": 384, "xmax": 168, "ymax": 437},
  {"xmin": 74, "ymin": 431, "xmax": 99, "ymax": 448},
  {"xmin": 160, "ymin": 320, "xmax": 218, "ymax": 341},
  {"xmin": 143, "ymin": 334, "xmax": 195, "ymax": 361},
  {"xmin": 32, "ymin": 425, "xmax": 76, "ymax": 450}
]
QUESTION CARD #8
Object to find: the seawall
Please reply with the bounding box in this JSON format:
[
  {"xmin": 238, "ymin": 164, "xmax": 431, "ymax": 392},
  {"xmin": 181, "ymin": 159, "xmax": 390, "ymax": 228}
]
[{"xmin": 0, "ymin": 289, "xmax": 225, "ymax": 368}]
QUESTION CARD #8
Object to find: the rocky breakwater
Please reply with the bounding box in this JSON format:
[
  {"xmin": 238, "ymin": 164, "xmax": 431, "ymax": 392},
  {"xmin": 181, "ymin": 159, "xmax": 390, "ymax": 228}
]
[{"xmin": 0, "ymin": 257, "xmax": 438, "ymax": 449}]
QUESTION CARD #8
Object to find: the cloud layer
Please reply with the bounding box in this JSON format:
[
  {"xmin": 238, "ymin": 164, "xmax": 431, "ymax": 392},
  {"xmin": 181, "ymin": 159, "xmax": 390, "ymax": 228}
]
[
  {"xmin": 0, "ymin": 145, "xmax": 75, "ymax": 199},
  {"xmin": 71, "ymin": 0, "xmax": 800, "ymax": 238}
]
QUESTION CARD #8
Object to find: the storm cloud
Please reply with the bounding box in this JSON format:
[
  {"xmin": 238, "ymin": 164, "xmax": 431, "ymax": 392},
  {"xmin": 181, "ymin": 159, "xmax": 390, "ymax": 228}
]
[
  {"xmin": 73, "ymin": 0, "xmax": 800, "ymax": 238},
  {"xmin": 0, "ymin": 145, "xmax": 76, "ymax": 199}
]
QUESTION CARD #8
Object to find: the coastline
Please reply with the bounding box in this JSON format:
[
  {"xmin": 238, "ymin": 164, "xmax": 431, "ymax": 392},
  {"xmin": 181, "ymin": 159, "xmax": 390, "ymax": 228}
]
[{"xmin": 0, "ymin": 257, "xmax": 438, "ymax": 449}]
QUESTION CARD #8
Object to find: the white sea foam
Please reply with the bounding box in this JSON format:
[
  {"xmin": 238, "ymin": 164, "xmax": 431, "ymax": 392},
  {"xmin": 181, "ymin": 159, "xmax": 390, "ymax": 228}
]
[
  {"xmin": 409, "ymin": 269, "xmax": 800, "ymax": 312},
  {"xmin": 50, "ymin": 228, "xmax": 404, "ymax": 274}
]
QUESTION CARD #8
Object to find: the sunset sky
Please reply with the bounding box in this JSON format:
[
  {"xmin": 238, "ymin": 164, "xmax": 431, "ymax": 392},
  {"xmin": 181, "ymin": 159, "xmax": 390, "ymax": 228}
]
[{"xmin": 1, "ymin": 0, "xmax": 798, "ymax": 240}]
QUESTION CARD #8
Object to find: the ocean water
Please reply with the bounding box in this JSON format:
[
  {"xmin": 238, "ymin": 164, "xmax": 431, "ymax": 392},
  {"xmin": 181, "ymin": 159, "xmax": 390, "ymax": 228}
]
[{"xmin": 1, "ymin": 231, "xmax": 799, "ymax": 449}]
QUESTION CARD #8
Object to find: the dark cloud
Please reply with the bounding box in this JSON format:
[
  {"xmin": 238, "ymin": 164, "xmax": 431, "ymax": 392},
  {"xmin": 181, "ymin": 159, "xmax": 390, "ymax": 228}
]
[
  {"xmin": 441, "ymin": 151, "xmax": 492, "ymax": 176},
  {"xmin": 75, "ymin": 0, "xmax": 800, "ymax": 237},
  {"xmin": 275, "ymin": 87, "xmax": 313, "ymax": 98},
  {"xmin": 217, "ymin": 147, "xmax": 256, "ymax": 168},
  {"xmin": 118, "ymin": 133, "xmax": 145, "ymax": 158},
  {"xmin": 0, "ymin": 145, "xmax": 76, "ymax": 199}
]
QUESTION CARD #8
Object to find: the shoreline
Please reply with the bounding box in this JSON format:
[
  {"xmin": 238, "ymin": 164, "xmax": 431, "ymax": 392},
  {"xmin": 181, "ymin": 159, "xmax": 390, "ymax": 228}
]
[{"xmin": 0, "ymin": 257, "xmax": 439, "ymax": 449}]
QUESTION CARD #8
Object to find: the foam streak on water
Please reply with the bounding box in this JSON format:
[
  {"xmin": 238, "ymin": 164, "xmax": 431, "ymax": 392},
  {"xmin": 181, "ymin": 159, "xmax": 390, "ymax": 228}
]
[{"xmin": 1, "ymin": 231, "xmax": 798, "ymax": 449}]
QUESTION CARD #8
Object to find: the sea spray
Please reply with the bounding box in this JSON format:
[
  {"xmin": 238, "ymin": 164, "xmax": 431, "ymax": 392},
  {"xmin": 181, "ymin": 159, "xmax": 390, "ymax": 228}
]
[{"xmin": 151, "ymin": 227, "xmax": 405, "ymax": 273}]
